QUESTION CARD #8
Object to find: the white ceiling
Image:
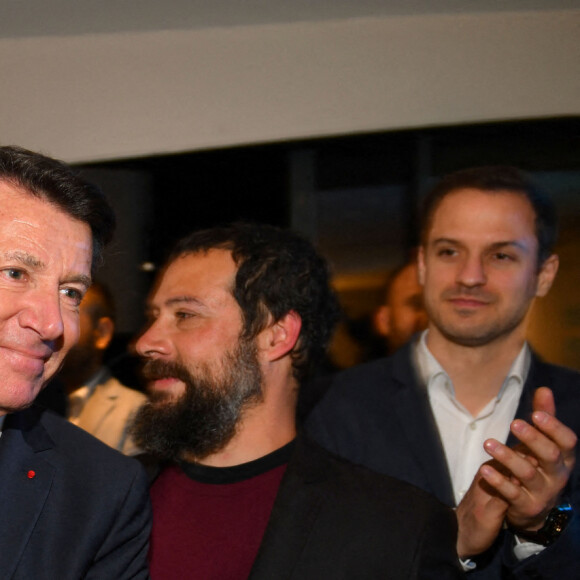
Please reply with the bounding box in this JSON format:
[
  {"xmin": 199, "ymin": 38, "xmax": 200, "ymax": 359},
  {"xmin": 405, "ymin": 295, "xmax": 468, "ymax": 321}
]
[
  {"xmin": 2, "ymin": 1, "xmax": 578, "ymax": 162},
  {"xmin": 2, "ymin": 0, "xmax": 577, "ymax": 39}
]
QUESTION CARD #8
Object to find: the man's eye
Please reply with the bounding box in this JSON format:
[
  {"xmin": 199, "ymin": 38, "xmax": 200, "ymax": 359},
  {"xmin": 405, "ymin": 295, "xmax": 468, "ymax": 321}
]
[
  {"xmin": 61, "ymin": 287, "xmax": 83, "ymax": 305},
  {"xmin": 176, "ymin": 311, "xmax": 194, "ymax": 320},
  {"xmin": 493, "ymin": 253, "xmax": 514, "ymax": 261},
  {"xmin": 3, "ymin": 268, "xmax": 26, "ymax": 280},
  {"xmin": 437, "ymin": 248, "xmax": 456, "ymax": 257}
]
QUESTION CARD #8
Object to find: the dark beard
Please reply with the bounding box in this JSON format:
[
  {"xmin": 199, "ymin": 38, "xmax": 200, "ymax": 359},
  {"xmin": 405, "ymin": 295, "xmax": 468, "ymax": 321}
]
[{"xmin": 130, "ymin": 338, "xmax": 263, "ymax": 462}]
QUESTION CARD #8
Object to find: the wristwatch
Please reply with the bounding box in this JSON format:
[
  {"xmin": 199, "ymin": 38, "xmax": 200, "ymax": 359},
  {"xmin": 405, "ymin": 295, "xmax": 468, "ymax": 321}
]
[{"xmin": 513, "ymin": 503, "xmax": 573, "ymax": 546}]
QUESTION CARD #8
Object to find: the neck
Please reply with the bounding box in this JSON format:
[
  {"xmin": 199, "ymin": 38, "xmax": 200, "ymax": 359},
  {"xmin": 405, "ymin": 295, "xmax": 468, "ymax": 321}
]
[
  {"xmin": 426, "ymin": 326, "xmax": 526, "ymax": 416},
  {"xmin": 186, "ymin": 372, "xmax": 298, "ymax": 468}
]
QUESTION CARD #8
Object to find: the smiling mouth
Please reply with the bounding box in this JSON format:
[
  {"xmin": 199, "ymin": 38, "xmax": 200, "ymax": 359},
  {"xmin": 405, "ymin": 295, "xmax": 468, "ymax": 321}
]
[
  {"xmin": 0, "ymin": 346, "xmax": 51, "ymax": 376},
  {"xmin": 449, "ymin": 297, "xmax": 489, "ymax": 307},
  {"xmin": 149, "ymin": 376, "xmax": 182, "ymax": 389},
  {"xmin": 1, "ymin": 343, "xmax": 52, "ymax": 360}
]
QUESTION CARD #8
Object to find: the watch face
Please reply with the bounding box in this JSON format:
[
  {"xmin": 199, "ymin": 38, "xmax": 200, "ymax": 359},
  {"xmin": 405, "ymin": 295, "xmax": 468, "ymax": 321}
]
[
  {"xmin": 544, "ymin": 504, "xmax": 573, "ymax": 541},
  {"xmin": 532, "ymin": 504, "xmax": 572, "ymax": 546},
  {"xmin": 512, "ymin": 503, "xmax": 573, "ymax": 546}
]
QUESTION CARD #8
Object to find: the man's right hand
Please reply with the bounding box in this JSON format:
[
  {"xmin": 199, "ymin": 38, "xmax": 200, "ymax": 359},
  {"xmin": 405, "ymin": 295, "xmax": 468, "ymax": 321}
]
[{"xmin": 456, "ymin": 467, "xmax": 509, "ymax": 558}]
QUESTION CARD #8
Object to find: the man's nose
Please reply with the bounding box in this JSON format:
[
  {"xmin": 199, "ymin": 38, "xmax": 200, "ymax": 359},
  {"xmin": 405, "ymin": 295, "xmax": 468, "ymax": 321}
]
[
  {"xmin": 135, "ymin": 320, "xmax": 172, "ymax": 358},
  {"xmin": 456, "ymin": 254, "xmax": 486, "ymax": 288},
  {"xmin": 18, "ymin": 289, "xmax": 65, "ymax": 342}
]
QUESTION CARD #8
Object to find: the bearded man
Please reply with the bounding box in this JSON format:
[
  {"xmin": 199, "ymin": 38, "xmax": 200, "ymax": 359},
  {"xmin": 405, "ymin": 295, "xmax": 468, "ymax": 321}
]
[{"xmin": 131, "ymin": 222, "xmax": 462, "ymax": 579}]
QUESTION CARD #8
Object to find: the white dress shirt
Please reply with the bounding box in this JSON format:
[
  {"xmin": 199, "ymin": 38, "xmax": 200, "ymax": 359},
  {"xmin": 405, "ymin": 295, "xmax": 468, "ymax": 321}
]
[
  {"xmin": 415, "ymin": 331, "xmax": 544, "ymax": 563},
  {"xmin": 415, "ymin": 331, "xmax": 529, "ymax": 505}
]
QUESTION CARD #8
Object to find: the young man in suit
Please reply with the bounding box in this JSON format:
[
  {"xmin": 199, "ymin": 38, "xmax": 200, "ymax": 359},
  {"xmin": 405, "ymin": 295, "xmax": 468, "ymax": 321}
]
[
  {"xmin": 0, "ymin": 146, "xmax": 151, "ymax": 578},
  {"xmin": 131, "ymin": 222, "xmax": 463, "ymax": 579},
  {"xmin": 307, "ymin": 166, "xmax": 579, "ymax": 578}
]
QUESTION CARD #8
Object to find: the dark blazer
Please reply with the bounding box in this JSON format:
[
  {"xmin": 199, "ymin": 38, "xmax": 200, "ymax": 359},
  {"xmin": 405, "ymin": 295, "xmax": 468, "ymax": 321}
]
[
  {"xmin": 306, "ymin": 343, "xmax": 580, "ymax": 579},
  {"xmin": 249, "ymin": 437, "xmax": 463, "ymax": 579},
  {"xmin": 0, "ymin": 405, "xmax": 151, "ymax": 579},
  {"xmin": 145, "ymin": 436, "xmax": 462, "ymax": 579}
]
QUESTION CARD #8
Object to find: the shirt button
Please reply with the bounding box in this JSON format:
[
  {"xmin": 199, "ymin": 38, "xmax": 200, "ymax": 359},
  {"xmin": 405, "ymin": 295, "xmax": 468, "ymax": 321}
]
[{"xmin": 470, "ymin": 422, "xmax": 477, "ymax": 431}]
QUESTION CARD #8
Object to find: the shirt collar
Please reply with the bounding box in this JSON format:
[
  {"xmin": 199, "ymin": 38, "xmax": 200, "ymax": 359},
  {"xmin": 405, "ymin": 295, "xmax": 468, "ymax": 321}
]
[
  {"xmin": 414, "ymin": 329, "xmax": 531, "ymax": 400},
  {"xmin": 69, "ymin": 366, "xmax": 110, "ymax": 399}
]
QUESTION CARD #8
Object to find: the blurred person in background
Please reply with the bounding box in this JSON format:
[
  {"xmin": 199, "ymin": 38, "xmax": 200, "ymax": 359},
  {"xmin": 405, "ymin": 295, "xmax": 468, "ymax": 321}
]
[
  {"xmin": 58, "ymin": 282, "xmax": 146, "ymax": 455},
  {"xmin": 373, "ymin": 256, "xmax": 428, "ymax": 354}
]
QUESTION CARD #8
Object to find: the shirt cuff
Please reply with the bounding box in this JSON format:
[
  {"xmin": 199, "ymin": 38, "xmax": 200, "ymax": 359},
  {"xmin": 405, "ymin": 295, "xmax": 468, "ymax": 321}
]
[
  {"xmin": 459, "ymin": 558, "xmax": 477, "ymax": 572},
  {"xmin": 513, "ymin": 534, "xmax": 546, "ymax": 561}
]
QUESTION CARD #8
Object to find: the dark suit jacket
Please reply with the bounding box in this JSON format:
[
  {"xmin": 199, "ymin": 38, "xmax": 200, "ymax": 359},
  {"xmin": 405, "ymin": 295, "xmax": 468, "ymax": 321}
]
[
  {"xmin": 306, "ymin": 343, "xmax": 580, "ymax": 579},
  {"xmin": 0, "ymin": 405, "xmax": 152, "ymax": 579},
  {"xmin": 146, "ymin": 436, "xmax": 462, "ymax": 579},
  {"xmin": 252, "ymin": 437, "xmax": 463, "ymax": 579}
]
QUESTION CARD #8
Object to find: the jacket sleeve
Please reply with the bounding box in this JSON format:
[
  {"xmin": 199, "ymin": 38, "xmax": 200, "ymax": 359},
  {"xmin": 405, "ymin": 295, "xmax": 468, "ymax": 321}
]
[
  {"xmin": 86, "ymin": 462, "xmax": 152, "ymax": 579},
  {"xmin": 504, "ymin": 506, "xmax": 580, "ymax": 579},
  {"xmin": 412, "ymin": 500, "xmax": 465, "ymax": 580}
]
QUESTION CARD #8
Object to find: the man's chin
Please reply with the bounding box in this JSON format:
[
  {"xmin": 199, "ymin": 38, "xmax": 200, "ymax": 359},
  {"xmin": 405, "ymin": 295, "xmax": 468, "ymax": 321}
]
[{"xmin": 0, "ymin": 394, "xmax": 40, "ymax": 415}]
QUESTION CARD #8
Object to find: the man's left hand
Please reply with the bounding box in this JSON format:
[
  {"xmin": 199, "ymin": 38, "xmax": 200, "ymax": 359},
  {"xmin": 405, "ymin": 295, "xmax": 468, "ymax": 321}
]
[{"xmin": 479, "ymin": 387, "xmax": 576, "ymax": 532}]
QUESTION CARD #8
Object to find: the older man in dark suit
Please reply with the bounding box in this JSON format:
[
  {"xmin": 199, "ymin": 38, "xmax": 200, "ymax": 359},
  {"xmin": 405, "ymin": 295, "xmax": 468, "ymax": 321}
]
[{"xmin": 0, "ymin": 146, "xmax": 150, "ymax": 578}]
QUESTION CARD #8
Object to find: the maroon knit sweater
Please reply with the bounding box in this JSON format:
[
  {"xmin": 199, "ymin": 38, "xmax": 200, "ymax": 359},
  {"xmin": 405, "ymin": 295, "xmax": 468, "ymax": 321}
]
[{"xmin": 149, "ymin": 442, "xmax": 294, "ymax": 579}]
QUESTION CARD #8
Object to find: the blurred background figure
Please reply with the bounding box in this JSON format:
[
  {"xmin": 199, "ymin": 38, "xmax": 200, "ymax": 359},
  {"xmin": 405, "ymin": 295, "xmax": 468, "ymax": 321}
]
[
  {"xmin": 58, "ymin": 282, "xmax": 146, "ymax": 455},
  {"xmin": 372, "ymin": 258, "xmax": 428, "ymax": 354}
]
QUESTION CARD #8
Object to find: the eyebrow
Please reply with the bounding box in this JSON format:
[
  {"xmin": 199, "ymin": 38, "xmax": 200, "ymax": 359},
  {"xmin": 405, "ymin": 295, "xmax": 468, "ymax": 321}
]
[
  {"xmin": 165, "ymin": 296, "xmax": 205, "ymax": 308},
  {"xmin": 432, "ymin": 238, "xmax": 530, "ymax": 252},
  {"xmin": 489, "ymin": 240, "xmax": 530, "ymax": 253},
  {"xmin": 4, "ymin": 251, "xmax": 92, "ymax": 289},
  {"xmin": 145, "ymin": 296, "xmax": 206, "ymax": 313},
  {"xmin": 66, "ymin": 274, "xmax": 93, "ymax": 289},
  {"xmin": 4, "ymin": 251, "xmax": 44, "ymax": 269}
]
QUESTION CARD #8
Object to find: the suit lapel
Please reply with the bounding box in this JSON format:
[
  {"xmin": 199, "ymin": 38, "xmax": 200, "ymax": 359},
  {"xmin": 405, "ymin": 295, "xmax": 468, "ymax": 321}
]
[
  {"xmin": 391, "ymin": 347, "xmax": 455, "ymax": 506},
  {"xmin": 0, "ymin": 408, "xmax": 55, "ymax": 577},
  {"xmin": 77, "ymin": 379, "xmax": 117, "ymax": 433},
  {"xmin": 506, "ymin": 352, "xmax": 547, "ymax": 447},
  {"xmin": 249, "ymin": 439, "xmax": 326, "ymax": 580}
]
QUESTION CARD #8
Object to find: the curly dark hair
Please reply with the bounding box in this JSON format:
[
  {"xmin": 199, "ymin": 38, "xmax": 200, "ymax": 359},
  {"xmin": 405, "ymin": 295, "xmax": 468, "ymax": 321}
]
[
  {"xmin": 169, "ymin": 223, "xmax": 341, "ymax": 382},
  {"xmin": 0, "ymin": 146, "xmax": 115, "ymax": 270},
  {"xmin": 420, "ymin": 166, "xmax": 558, "ymax": 266}
]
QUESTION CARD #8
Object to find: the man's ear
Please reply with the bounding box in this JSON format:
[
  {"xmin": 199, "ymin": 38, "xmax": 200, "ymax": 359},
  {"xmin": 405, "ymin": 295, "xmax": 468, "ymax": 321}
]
[
  {"xmin": 373, "ymin": 305, "xmax": 391, "ymax": 338},
  {"xmin": 260, "ymin": 310, "xmax": 302, "ymax": 362},
  {"xmin": 417, "ymin": 246, "xmax": 426, "ymax": 286},
  {"xmin": 536, "ymin": 254, "xmax": 559, "ymax": 298},
  {"xmin": 94, "ymin": 317, "xmax": 115, "ymax": 351}
]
